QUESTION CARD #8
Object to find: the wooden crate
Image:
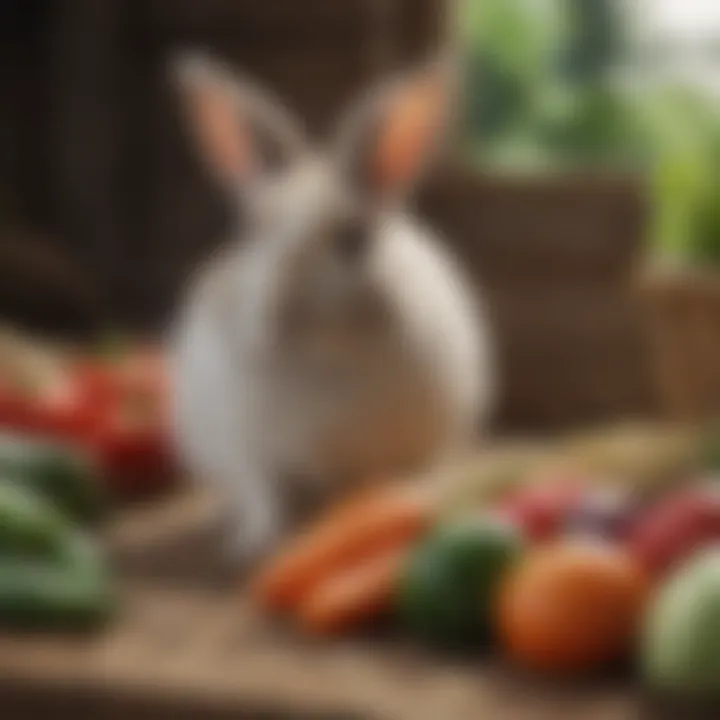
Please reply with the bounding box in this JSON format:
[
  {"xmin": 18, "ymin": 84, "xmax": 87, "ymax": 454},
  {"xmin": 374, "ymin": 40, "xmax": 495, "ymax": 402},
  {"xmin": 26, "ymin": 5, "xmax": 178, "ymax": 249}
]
[
  {"xmin": 420, "ymin": 167, "xmax": 658, "ymax": 432},
  {"xmin": 641, "ymin": 266, "xmax": 720, "ymax": 422}
]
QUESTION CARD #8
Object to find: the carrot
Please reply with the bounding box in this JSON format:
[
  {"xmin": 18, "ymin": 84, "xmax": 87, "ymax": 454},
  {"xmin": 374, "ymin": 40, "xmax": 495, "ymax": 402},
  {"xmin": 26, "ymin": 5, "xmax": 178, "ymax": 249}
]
[
  {"xmin": 298, "ymin": 547, "xmax": 407, "ymax": 635},
  {"xmin": 251, "ymin": 483, "xmax": 433, "ymax": 612}
]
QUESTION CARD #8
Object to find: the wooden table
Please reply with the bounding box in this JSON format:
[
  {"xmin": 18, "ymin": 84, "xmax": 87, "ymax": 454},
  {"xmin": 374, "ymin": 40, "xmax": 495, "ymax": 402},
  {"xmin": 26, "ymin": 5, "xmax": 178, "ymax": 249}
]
[{"xmin": 0, "ymin": 489, "xmax": 679, "ymax": 720}]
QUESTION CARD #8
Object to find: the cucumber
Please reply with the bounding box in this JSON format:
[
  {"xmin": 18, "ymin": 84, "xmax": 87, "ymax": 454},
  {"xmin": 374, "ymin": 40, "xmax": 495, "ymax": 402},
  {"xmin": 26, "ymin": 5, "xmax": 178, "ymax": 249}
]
[
  {"xmin": 0, "ymin": 475, "xmax": 114, "ymax": 631},
  {"xmin": 0, "ymin": 433, "xmax": 107, "ymax": 524},
  {"xmin": 0, "ymin": 531, "xmax": 114, "ymax": 631},
  {"xmin": 0, "ymin": 481, "xmax": 70, "ymax": 560}
]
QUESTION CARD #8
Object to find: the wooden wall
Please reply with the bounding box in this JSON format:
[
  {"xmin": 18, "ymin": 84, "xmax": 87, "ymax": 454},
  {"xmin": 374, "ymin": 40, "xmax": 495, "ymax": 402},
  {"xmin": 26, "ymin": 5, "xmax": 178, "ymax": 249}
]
[{"xmin": 45, "ymin": 0, "xmax": 446, "ymax": 327}]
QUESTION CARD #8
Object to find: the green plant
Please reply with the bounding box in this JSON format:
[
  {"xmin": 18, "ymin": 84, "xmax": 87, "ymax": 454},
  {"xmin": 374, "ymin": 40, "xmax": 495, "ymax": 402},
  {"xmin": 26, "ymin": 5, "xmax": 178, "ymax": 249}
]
[
  {"xmin": 462, "ymin": 0, "xmax": 563, "ymax": 154},
  {"xmin": 460, "ymin": 0, "xmax": 720, "ymax": 265},
  {"xmin": 633, "ymin": 88, "xmax": 720, "ymax": 262}
]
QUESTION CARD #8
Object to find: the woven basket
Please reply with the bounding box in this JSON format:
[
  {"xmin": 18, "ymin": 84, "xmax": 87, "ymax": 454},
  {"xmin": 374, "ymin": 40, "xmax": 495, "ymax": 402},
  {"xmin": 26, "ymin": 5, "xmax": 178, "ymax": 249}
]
[{"xmin": 641, "ymin": 265, "xmax": 720, "ymax": 422}]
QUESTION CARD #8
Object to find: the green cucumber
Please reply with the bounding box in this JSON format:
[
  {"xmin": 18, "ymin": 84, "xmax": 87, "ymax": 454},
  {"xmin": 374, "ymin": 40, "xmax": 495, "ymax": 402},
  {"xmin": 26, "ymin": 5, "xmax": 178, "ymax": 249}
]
[
  {"xmin": 0, "ymin": 531, "xmax": 114, "ymax": 631},
  {"xmin": 0, "ymin": 433, "xmax": 107, "ymax": 524},
  {"xmin": 0, "ymin": 481, "xmax": 70, "ymax": 559},
  {"xmin": 0, "ymin": 478, "xmax": 114, "ymax": 631}
]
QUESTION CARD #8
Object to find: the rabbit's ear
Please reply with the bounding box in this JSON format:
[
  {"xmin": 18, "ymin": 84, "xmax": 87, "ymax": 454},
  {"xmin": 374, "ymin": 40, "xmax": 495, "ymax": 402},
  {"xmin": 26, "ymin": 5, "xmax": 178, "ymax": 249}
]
[
  {"xmin": 334, "ymin": 55, "xmax": 457, "ymax": 205},
  {"xmin": 170, "ymin": 51, "xmax": 306, "ymax": 188}
]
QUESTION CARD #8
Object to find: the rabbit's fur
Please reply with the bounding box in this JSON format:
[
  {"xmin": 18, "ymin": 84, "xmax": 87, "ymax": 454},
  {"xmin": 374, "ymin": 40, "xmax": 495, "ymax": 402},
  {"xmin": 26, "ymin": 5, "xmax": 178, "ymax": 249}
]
[{"xmin": 169, "ymin": 52, "xmax": 495, "ymax": 560}]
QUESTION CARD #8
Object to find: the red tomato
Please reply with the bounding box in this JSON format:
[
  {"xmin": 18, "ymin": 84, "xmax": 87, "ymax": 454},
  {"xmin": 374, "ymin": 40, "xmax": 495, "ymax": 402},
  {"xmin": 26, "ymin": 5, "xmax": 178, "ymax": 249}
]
[
  {"xmin": 73, "ymin": 359, "xmax": 121, "ymax": 410},
  {"xmin": 96, "ymin": 348, "xmax": 169, "ymax": 417},
  {"xmin": 498, "ymin": 477, "xmax": 587, "ymax": 543},
  {"xmin": 629, "ymin": 484, "xmax": 720, "ymax": 579},
  {"xmin": 1, "ymin": 344, "xmax": 175, "ymax": 497},
  {"xmin": 92, "ymin": 422, "xmax": 175, "ymax": 496},
  {"xmin": 73, "ymin": 346, "xmax": 169, "ymax": 425},
  {"xmin": 86, "ymin": 366, "xmax": 176, "ymax": 497}
]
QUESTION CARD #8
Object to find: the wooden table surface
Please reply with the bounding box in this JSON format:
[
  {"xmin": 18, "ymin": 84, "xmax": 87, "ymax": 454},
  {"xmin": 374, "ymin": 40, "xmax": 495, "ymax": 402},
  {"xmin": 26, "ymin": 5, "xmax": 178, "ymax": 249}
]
[{"xmin": 0, "ymin": 488, "xmax": 688, "ymax": 720}]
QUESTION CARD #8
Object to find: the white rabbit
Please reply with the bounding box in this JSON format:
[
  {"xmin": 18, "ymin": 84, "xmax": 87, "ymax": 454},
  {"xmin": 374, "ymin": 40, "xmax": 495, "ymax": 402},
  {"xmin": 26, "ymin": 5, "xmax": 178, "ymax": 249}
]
[{"xmin": 168, "ymin": 51, "xmax": 495, "ymax": 561}]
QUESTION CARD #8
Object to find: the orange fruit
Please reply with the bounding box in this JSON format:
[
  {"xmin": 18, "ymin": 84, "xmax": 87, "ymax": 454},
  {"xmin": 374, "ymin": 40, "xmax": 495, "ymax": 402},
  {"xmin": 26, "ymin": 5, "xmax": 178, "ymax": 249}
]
[{"xmin": 498, "ymin": 540, "xmax": 648, "ymax": 674}]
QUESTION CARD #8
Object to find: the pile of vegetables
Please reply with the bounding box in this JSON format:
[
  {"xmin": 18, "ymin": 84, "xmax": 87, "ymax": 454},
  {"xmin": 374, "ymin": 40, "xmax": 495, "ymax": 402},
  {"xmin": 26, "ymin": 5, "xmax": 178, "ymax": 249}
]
[
  {"xmin": 0, "ymin": 325, "xmax": 175, "ymax": 498},
  {"xmin": 252, "ymin": 422, "xmax": 720, "ymax": 699},
  {"xmin": 0, "ymin": 435, "xmax": 113, "ymax": 630},
  {"xmin": 0, "ymin": 325, "xmax": 176, "ymax": 632}
]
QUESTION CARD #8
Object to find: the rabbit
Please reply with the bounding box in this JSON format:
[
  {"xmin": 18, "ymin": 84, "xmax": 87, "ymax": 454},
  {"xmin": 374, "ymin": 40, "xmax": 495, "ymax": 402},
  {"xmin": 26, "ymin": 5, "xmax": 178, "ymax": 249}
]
[{"xmin": 168, "ymin": 50, "xmax": 496, "ymax": 562}]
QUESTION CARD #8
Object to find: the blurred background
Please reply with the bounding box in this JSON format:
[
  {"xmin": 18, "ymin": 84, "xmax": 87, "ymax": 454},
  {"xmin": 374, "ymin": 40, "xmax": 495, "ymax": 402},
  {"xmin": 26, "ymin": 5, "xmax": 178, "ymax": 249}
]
[
  {"xmin": 0, "ymin": 0, "xmax": 718, "ymax": 432},
  {"xmin": 463, "ymin": 0, "xmax": 720, "ymax": 257},
  {"xmin": 0, "ymin": 3, "xmax": 719, "ymax": 718}
]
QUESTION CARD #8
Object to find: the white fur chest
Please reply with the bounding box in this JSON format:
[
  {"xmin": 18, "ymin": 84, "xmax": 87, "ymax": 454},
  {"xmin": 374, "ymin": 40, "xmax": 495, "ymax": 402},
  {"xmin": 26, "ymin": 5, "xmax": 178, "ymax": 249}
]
[{"xmin": 263, "ymin": 329, "xmax": 448, "ymax": 481}]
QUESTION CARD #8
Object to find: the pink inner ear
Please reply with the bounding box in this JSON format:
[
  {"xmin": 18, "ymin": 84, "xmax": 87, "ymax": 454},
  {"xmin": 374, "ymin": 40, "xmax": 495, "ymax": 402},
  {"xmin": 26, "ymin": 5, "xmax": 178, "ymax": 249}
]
[
  {"xmin": 193, "ymin": 83, "xmax": 255, "ymax": 181},
  {"xmin": 374, "ymin": 75, "xmax": 446, "ymax": 194}
]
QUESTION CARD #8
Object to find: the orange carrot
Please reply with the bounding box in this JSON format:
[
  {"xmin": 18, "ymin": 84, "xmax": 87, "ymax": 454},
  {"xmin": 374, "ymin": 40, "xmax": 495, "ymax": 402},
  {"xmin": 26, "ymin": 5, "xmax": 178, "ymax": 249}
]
[
  {"xmin": 251, "ymin": 483, "xmax": 432, "ymax": 612},
  {"xmin": 298, "ymin": 547, "xmax": 408, "ymax": 635}
]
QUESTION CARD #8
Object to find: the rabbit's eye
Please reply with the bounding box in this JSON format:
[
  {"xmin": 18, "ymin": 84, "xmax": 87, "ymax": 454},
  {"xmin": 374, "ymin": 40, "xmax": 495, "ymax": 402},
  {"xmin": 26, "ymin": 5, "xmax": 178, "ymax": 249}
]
[{"xmin": 335, "ymin": 218, "xmax": 370, "ymax": 262}]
